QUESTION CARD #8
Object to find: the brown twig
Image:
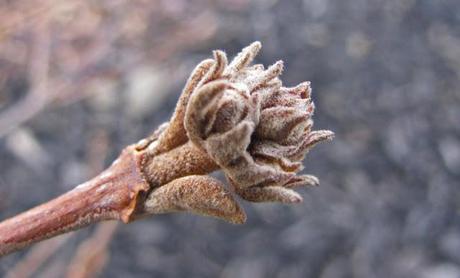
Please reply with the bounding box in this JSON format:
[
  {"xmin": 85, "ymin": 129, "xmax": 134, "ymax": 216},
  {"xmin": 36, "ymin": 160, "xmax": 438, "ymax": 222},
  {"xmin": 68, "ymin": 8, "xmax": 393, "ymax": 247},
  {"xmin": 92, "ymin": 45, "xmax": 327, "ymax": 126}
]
[
  {"xmin": 4, "ymin": 130, "xmax": 111, "ymax": 278},
  {"xmin": 0, "ymin": 146, "xmax": 148, "ymax": 256},
  {"xmin": 65, "ymin": 129, "xmax": 117, "ymax": 278},
  {"xmin": 0, "ymin": 42, "xmax": 334, "ymax": 257}
]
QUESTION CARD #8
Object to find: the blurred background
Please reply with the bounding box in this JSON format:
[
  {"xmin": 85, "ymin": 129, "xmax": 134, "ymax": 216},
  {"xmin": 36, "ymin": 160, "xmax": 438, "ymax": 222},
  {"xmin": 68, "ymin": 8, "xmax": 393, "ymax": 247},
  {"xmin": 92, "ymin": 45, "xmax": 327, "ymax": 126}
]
[{"xmin": 0, "ymin": 0, "xmax": 459, "ymax": 277}]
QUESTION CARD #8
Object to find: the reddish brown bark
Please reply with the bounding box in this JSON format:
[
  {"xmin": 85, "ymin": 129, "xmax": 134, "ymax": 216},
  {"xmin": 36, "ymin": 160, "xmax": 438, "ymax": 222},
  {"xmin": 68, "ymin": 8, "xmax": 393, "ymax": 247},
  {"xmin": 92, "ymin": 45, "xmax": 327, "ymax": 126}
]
[{"xmin": 0, "ymin": 146, "xmax": 149, "ymax": 256}]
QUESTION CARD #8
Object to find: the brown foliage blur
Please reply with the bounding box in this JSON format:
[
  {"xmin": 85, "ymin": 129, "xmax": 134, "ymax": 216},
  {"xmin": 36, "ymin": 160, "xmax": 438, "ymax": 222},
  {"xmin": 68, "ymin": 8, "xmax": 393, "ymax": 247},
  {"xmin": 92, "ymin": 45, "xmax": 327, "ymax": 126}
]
[
  {"xmin": 0, "ymin": 1, "xmax": 220, "ymax": 276},
  {"xmin": 0, "ymin": 0, "xmax": 218, "ymax": 137}
]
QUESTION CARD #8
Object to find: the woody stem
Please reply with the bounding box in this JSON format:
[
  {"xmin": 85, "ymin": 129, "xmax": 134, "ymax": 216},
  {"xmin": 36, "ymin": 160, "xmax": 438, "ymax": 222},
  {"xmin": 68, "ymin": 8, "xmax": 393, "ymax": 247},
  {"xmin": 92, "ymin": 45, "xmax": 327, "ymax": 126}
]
[{"xmin": 0, "ymin": 146, "xmax": 150, "ymax": 257}]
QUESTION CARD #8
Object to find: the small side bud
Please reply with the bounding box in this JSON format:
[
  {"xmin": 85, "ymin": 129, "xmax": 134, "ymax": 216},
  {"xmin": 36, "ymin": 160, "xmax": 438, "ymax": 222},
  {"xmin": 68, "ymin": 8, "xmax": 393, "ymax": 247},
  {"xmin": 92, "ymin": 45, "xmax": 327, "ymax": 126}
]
[{"xmin": 144, "ymin": 175, "xmax": 246, "ymax": 224}]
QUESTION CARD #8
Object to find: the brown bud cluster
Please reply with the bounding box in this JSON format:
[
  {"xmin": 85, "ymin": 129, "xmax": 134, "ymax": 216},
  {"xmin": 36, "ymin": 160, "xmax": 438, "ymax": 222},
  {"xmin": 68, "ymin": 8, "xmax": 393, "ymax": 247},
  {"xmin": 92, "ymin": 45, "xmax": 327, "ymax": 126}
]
[{"xmin": 183, "ymin": 42, "xmax": 334, "ymax": 203}]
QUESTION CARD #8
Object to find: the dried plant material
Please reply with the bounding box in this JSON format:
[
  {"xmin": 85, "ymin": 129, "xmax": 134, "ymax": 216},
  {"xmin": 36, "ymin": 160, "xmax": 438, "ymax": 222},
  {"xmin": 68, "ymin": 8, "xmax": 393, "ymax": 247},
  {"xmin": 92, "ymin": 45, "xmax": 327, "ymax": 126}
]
[{"xmin": 0, "ymin": 42, "xmax": 333, "ymax": 256}]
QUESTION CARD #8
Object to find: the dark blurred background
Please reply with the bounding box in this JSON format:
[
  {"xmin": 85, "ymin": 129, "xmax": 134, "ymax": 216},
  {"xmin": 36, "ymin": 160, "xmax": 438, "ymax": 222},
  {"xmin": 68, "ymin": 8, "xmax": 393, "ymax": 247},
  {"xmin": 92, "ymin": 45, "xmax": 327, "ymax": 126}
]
[{"xmin": 1, "ymin": 0, "xmax": 459, "ymax": 277}]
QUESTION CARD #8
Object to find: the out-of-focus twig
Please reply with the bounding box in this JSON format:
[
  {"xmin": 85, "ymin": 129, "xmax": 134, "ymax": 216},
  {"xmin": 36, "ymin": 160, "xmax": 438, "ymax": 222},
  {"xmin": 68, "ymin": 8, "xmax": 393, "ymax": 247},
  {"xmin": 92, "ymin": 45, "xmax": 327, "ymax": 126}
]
[
  {"xmin": 66, "ymin": 222, "xmax": 119, "ymax": 278},
  {"xmin": 5, "ymin": 234, "xmax": 72, "ymax": 278},
  {"xmin": 0, "ymin": 10, "xmax": 50, "ymax": 138},
  {"xmin": 0, "ymin": 1, "xmax": 218, "ymax": 139}
]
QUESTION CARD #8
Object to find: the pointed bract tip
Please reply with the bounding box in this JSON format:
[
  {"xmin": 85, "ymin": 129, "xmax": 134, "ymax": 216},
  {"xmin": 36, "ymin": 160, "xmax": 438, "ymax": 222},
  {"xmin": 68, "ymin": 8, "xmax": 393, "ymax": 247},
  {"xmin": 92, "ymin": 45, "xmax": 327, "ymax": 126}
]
[
  {"xmin": 323, "ymin": 130, "xmax": 335, "ymax": 140},
  {"xmin": 249, "ymin": 41, "xmax": 262, "ymax": 51},
  {"xmin": 268, "ymin": 60, "xmax": 284, "ymax": 76},
  {"xmin": 291, "ymin": 195, "xmax": 303, "ymax": 203}
]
